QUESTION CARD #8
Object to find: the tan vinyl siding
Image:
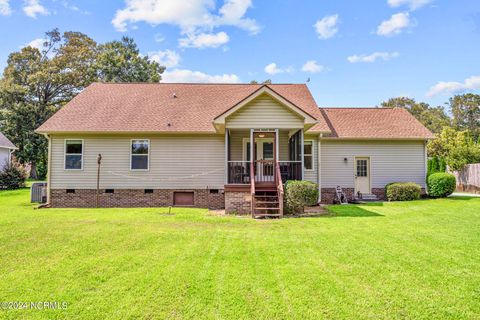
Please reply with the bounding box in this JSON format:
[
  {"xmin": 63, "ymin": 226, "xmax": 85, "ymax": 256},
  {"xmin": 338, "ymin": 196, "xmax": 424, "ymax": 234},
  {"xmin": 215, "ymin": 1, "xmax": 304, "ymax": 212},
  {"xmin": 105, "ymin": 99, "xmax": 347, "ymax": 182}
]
[
  {"xmin": 50, "ymin": 135, "xmax": 225, "ymax": 189},
  {"xmin": 0, "ymin": 148, "xmax": 10, "ymax": 167},
  {"xmin": 226, "ymin": 94, "xmax": 304, "ymax": 129},
  {"xmin": 321, "ymin": 140, "xmax": 426, "ymax": 188},
  {"xmin": 229, "ymin": 130, "xmax": 290, "ymax": 161},
  {"xmin": 304, "ymin": 135, "xmax": 318, "ymax": 183}
]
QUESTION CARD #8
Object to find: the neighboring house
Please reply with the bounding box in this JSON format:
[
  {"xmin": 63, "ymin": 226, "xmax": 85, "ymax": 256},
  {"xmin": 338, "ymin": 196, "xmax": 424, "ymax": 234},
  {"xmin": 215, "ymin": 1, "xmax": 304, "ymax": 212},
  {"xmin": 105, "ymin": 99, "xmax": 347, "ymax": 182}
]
[
  {"xmin": 0, "ymin": 132, "xmax": 17, "ymax": 169},
  {"xmin": 36, "ymin": 83, "xmax": 434, "ymax": 216}
]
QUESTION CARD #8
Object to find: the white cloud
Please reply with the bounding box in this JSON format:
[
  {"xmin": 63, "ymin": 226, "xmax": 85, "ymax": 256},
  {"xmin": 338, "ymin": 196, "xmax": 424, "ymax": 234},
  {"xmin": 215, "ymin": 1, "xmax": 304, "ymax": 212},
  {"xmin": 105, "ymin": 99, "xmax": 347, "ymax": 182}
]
[
  {"xmin": 23, "ymin": 38, "xmax": 45, "ymax": 51},
  {"xmin": 154, "ymin": 33, "xmax": 165, "ymax": 43},
  {"xmin": 377, "ymin": 12, "xmax": 412, "ymax": 36},
  {"xmin": 179, "ymin": 31, "xmax": 229, "ymax": 48},
  {"xmin": 162, "ymin": 68, "xmax": 240, "ymax": 83},
  {"xmin": 264, "ymin": 63, "xmax": 293, "ymax": 75},
  {"xmin": 23, "ymin": 0, "xmax": 49, "ymax": 18},
  {"xmin": 112, "ymin": 0, "xmax": 259, "ymax": 34},
  {"xmin": 426, "ymin": 76, "xmax": 480, "ymax": 97},
  {"xmin": 347, "ymin": 51, "xmax": 399, "ymax": 63},
  {"xmin": 148, "ymin": 50, "xmax": 180, "ymax": 68},
  {"xmin": 387, "ymin": 0, "xmax": 433, "ymax": 11},
  {"xmin": 301, "ymin": 60, "xmax": 324, "ymax": 73},
  {"xmin": 0, "ymin": 0, "xmax": 11, "ymax": 15},
  {"xmin": 314, "ymin": 14, "xmax": 339, "ymax": 39}
]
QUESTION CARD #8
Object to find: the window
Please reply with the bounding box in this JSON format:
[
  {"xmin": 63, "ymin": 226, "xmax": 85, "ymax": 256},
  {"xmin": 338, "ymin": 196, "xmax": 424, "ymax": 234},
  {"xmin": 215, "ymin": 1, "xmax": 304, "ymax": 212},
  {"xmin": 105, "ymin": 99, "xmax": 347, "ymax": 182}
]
[
  {"xmin": 304, "ymin": 140, "xmax": 314, "ymax": 170},
  {"xmin": 131, "ymin": 139, "xmax": 149, "ymax": 170},
  {"xmin": 356, "ymin": 159, "xmax": 368, "ymax": 177},
  {"xmin": 65, "ymin": 139, "xmax": 83, "ymax": 170},
  {"xmin": 263, "ymin": 142, "xmax": 274, "ymax": 159}
]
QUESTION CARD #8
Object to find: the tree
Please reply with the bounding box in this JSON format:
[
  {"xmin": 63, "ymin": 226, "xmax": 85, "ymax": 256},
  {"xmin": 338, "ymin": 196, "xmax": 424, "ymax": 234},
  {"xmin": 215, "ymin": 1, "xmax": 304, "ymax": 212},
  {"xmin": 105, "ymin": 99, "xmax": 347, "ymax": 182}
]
[
  {"xmin": 0, "ymin": 30, "xmax": 167, "ymax": 179},
  {"xmin": 428, "ymin": 127, "xmax": 480, "ymax": 171},
  {"xmin": 380, "ymin": 97, "xmax": 451, "ymax": 133},
  {"xmin": 96, "ymin": 37, "xmax": 164, "ymax": 83},
  {"xmin": 0, "ymin": 29, "xmax": 97, "ymax": 178},
  {"xmin": 449, "ymin": 93, "xmax": 480, "ymax": 142},
  {"xmin": 249, "ymin": 79, "xmax": 272, "ymax": 84}
]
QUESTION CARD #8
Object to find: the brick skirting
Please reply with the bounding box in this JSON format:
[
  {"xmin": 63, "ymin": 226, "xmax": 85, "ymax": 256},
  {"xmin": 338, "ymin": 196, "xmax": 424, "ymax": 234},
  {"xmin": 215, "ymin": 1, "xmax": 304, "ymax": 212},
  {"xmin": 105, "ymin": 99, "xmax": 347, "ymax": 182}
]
[
  {"xmin": 50, "ymin": 189, "xmax": 224, "ymax": 209},
  {"xmin": 225, "ymin": 191, "xmax": 252, "ymax": 215}
]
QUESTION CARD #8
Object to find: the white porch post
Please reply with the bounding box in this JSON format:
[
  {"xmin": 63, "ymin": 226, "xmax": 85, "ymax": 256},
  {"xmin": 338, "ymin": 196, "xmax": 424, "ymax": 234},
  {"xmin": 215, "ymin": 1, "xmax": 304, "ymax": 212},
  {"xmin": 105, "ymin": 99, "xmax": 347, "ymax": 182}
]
[
  {"xmin": 250, "ymin": 128, "xmax": 254, "ymax": 171},
  {"xmin": 300, "ymin": 129, "xmax": 304, "ymax": 180},
  {"xmin": 275, "ymin": 129, "xmax": 279, "ymax": 161},
  {"xmin": 224, "ymin": 129, "xmax": 229, "ymax": 184}
]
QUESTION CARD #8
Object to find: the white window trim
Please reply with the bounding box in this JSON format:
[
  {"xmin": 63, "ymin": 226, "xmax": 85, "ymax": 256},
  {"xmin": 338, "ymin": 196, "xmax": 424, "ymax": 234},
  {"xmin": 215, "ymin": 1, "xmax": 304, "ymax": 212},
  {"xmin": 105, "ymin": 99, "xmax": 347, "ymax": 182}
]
[
  {"xmin": 64, "ymin": 139, "xmax": 84, "ymax": 171},
  {"xmin": 304, "ymin": 140, "xmax": 314, "ymax": 171},
  {"xmin": 130, "ymin": 139, "xmax": 150, "ymax": 171}
]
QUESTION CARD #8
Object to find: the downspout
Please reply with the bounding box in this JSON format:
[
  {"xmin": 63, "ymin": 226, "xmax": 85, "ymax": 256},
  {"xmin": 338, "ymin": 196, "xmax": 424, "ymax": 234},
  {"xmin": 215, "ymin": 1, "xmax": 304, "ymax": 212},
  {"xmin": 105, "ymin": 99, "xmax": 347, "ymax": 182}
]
[
  {"xmin": 424, "ymin": 139, "xmax": 428, "ymax": 194},
  {"xmin": 45, "ymin": 134, "xmax": 52, "ymax": 205},
  {"xmin": 300, "ymin": 129, "xmax": 304, "ymax": 180},
  {"xmin": 317, "ymin": 133, "xmax": 322, "ymax": 203}
]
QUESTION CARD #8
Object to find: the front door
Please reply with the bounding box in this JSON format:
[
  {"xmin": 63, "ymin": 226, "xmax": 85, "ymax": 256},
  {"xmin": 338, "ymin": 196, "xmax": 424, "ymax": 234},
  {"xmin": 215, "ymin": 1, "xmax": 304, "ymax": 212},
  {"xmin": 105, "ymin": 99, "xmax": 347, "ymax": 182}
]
[
  {"xmin": 355, "ymin": 157, "xmax": 370, "ymax": 195},
  {"xmin": 255, "ymin": 138, "xmax": 274, "ymax": 181}
]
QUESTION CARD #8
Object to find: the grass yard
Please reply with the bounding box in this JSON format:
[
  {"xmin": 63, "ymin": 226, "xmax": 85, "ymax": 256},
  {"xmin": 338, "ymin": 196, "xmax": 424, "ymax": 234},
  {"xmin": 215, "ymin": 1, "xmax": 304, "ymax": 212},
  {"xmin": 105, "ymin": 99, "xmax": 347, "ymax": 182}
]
[{"xmin": 0, "ymin": 189, "xmax": 479, "ymax": 319}]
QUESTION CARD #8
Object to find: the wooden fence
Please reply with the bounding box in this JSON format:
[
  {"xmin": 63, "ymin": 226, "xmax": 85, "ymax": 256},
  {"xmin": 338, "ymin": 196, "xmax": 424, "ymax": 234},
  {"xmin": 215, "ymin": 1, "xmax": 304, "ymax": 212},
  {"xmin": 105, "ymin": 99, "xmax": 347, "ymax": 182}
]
[{"xmin": 451, "ymin": 163, "xmax": 480, "ymax": 194}]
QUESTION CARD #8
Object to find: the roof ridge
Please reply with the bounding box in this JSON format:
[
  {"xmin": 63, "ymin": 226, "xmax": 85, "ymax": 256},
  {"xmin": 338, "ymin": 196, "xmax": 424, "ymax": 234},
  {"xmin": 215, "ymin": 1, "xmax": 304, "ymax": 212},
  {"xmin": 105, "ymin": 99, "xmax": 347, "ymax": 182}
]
[
  {"xmin": 321, "ymin": 107, "xmax": 395, "ymax": 110},
  {"xmin": 94, "ymin": 82, "xmax": 307, "ymax": 85}
]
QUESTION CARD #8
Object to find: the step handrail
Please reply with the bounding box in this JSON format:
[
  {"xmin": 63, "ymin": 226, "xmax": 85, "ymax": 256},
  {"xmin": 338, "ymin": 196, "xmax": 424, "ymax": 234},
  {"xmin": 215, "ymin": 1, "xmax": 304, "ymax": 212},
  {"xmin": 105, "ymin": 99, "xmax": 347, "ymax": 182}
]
[{"xmin": 275, "ymin": 161, "xmax": 284, "ymax": 217}]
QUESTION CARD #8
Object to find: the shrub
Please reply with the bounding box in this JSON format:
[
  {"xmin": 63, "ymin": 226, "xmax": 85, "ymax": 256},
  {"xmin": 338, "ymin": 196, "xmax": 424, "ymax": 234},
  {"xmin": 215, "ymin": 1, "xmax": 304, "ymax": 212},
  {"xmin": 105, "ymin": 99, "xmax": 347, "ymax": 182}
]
[
  {"xmin": 427, "ymin": 173, "xmax": 456, "ymax": 198},
  {"xmin": 0, "ymin": 162, "xmax": 27, "ymax": 190},
  {"xmin": 284, "ymin": 180, "xmax": 318, "ymax": 214},
  {"xmin": 427, "ymin": 156, "xmax": 446, "ymax": 180},
  {"xmin": 386, "ymin": 182, "xmax": 421, "ymax": 201}
]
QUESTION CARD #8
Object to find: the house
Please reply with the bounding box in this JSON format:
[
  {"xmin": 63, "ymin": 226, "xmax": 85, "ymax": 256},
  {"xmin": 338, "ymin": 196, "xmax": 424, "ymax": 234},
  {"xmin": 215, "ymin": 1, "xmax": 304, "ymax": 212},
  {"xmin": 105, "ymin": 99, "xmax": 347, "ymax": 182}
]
[
  {"xmin": 0, "ymin": 132, "xmax": 17, "ymax": 169},
  {"xmin": 36, "ymin": 83, "xmax": 434, "ymax": 217}
]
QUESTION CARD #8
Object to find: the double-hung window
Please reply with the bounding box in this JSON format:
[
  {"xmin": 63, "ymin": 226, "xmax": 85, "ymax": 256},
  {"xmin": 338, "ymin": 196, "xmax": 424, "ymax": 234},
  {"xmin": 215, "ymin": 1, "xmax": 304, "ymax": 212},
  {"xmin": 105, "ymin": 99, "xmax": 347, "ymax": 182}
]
[
  {"xmin": 131, "ymin": 139, "xmax": 149, "ymax": 170},
  {"xmin": 65, "ymin": 139, "xmax": 83, "ymax": 170},
  {"xmin": 304, "ymin": 140, "xmax": 314, "ymax": 171}
]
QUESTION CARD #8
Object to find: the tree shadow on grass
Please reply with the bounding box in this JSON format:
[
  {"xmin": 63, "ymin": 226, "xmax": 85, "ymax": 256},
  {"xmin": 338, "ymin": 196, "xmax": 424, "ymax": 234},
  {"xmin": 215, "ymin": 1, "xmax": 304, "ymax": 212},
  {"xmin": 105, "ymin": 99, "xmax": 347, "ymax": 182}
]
[{"xmin": 326, "ymin": 204, "xmax": 384, "ymax": 217}]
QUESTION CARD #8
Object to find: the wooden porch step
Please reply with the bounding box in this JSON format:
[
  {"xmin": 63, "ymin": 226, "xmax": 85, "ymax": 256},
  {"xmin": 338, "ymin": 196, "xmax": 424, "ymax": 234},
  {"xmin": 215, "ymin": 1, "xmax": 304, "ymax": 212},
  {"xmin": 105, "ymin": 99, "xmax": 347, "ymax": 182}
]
[
  {"xmin": 254, "ymin": 207, "xmax": 280, "ymax": 211},
  {"xmin": 255, "ymin": 201, "xmax": 279, "ymax": 204}
]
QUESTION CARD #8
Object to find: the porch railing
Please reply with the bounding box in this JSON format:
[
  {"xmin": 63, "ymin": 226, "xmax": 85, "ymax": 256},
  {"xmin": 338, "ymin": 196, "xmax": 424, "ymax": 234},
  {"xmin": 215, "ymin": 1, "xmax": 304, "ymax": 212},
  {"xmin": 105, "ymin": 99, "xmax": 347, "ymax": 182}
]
[
  {"xmin": 227, "ymin": 160, "xmax": 302, "ymax": 184},
  {"xmin": 278, "ymin": 161, "xmax": 302, "ymax": 183},
  {"xmin": 227, "ymin": 161, "xmax": 250, "ymax": 184},
  {"xmin": 275, "ymin": 162, "xmax": 284, "ymax": 217}
]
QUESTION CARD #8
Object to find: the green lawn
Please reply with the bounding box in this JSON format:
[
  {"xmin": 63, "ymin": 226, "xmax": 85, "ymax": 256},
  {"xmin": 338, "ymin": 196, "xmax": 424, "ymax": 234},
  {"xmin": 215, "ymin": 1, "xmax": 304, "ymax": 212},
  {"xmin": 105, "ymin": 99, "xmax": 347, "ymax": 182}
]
[{"xmin": 0, "ymin": 189, "xmax": 479, "ymax": 319}]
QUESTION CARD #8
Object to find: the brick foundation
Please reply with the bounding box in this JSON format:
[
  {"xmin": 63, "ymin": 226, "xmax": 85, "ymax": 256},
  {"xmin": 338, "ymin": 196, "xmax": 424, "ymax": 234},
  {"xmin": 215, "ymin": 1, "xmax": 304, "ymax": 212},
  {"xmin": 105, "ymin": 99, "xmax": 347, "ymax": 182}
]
[
  {"xmin": 225, "ymin": 191, "xmax": 252, "ymax": 215},
  {"xmin": 50, "ymin": 189, "xmax": 224, "ymax": 209},
  {"xmin": 320, "ymin": 188, "xmax": 387, "ymax": 204}
]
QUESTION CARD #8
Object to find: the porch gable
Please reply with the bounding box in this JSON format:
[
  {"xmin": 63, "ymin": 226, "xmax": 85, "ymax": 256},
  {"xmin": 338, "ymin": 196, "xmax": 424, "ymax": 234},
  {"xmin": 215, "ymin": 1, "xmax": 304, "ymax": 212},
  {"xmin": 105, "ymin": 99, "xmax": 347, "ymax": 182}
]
[{"xmin": 213, "ymin": 86, "xmax": 317, "ymax": 132}]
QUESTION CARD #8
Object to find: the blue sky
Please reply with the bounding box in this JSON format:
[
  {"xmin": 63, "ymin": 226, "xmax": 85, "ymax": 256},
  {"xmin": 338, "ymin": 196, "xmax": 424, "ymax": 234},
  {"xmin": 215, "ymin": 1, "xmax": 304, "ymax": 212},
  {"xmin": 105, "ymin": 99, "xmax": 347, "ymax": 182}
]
[{"xmin": 0, "ymin": 0, "xmax": 479, "ymax": 107}]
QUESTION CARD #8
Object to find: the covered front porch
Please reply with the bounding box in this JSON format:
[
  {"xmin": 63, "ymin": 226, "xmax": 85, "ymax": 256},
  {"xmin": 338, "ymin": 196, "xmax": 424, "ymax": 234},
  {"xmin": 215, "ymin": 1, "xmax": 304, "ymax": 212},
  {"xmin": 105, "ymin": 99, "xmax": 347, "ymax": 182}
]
[{"xmin": 225, "ymin": 129, "xmax": 304, "ymax": 186}]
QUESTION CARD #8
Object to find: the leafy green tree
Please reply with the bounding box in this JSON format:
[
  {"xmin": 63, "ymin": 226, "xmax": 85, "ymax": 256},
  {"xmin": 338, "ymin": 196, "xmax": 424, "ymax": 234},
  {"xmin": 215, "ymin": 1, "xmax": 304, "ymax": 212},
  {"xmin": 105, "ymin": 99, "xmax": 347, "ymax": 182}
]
[
  {"xmin": 0, "ymin": 29, "xmax": 97, "ymax": 179},
  {"xmin": 428, "ymin": 127, "xmax": 480, "ymax": 171},
  {"xmin": 249, "ymin": 79, "xmax": 272, "ymax": 84},
  {"xmin": 96, "ymin": 37, "xmax": 164, "ymax": 83},
  {"xmin": 449, "ymin": 93, "xmax": 480, "ymax": 141},
  {"xmin": 380, "ymin": 97, "xmax": 451, "ymax": 133},
  {"xmin": 0, "ymin": 30, "xmax": 167, "ymax": 179}
]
